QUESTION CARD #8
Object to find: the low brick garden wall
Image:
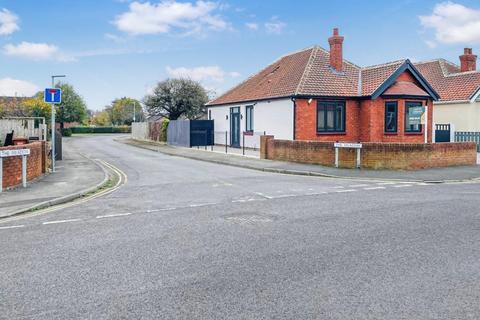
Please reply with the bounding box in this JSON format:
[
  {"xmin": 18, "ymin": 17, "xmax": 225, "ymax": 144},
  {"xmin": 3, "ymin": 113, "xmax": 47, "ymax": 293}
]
[
  {"xmin": 260, "ymin": 136, "xmax": 477, "ymax": 170},
  {"xmin": 1, "ymin": 141, "xmax": 48, "ymax": 190}
]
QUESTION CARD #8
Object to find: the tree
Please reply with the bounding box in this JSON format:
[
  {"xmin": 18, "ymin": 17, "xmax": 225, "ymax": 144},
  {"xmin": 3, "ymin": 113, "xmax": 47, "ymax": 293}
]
[
  {"xmin": 110, "ymin": 97, "xmax": 144, "ymax": 125},
  {"xmin": 91, "ymin": 111, "xmax": 111, "ymax": 126},
  {"xmin": 54, "ymin": 82, "xmax": 88, "ymax": 129},
  {"xmin": 21, "ymin": 96, "xmax": 51, "ymax": 122},
  {"xmin": 143, "ymin": 78, "xmax": 209, "ymax": 120}
]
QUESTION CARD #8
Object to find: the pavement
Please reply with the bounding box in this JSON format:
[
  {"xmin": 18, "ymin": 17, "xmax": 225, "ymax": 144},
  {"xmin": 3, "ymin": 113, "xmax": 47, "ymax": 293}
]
[
  {"xmin": 1, "ymin": 135, "xmax": 480, "ymax": 319},
  {"xmin": 0, "ymin": 137, "xmax": 107, "ymax": 218},
  {"xmin": 122, "ymin": 138, "xmax": 480, "ymax": 182}
]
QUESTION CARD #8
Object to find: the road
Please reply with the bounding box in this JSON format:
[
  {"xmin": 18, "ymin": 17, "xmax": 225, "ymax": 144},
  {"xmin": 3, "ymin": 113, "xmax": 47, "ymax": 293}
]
[{"xmin": 1, "ymin": 135, "xmax": 480, "ymax": 319}]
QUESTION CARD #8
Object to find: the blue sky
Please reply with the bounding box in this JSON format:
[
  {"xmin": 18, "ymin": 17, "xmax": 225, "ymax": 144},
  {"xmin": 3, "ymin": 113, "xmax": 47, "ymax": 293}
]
[{"xmin": 0, "ymin": 0, "xmax": 479, "ymax": 110}]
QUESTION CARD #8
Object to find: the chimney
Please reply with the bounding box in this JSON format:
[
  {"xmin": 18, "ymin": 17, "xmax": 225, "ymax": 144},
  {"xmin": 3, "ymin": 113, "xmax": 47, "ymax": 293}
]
[
  {"xmin": 329, "ymin": 28, "xmax": 344, "ymax": 72},
  {"xmin": 460, "ymin": 48, "xmax": 477, "ymax": 72}
]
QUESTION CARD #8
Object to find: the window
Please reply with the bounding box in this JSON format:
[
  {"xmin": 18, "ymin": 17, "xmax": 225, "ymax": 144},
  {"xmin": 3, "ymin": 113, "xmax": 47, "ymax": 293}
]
[
  {"xmin": 245, "ymin": 105, "xmax": 254, "ymax": 132},
  {"xmin": 317, "ymin": 101, "xmax": 345, "ymax": 132},
  {"xmin": 405, "ymin": 102, "xmax": 423, "ymax": 133},
  {"xmin": 384, "ymin": 101, "xmax": 398, "ymax": 133}
]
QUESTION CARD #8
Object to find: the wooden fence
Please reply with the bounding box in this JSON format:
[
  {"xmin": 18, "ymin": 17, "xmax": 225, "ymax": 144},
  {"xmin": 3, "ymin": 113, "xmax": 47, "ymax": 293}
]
[
  {"xmin": 0, "ymin": 118, "xmax": 46, "ymax": 145},
  {"xmin": 455, "ymin": 132, "xmax": 480, "ymax": 151}
]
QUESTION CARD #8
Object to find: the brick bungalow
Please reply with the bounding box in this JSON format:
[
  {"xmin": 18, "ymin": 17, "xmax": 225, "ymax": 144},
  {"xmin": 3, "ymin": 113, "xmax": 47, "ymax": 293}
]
[
  {"xmin": 207, "ymin": 28, "xmax": 440, "ymax": 148},
  {"xmin": 415, "ymin": 48, "xmax": 480, "ymax": 133}
]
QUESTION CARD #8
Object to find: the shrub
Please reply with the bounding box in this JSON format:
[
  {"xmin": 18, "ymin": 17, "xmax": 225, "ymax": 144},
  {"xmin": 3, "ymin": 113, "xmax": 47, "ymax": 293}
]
[
  {"xmin": 160, "ymin": 119, "xmax": 169, "ymax": 142},
  {"xmin": 61, "ymin": 128, "xmax": 72, "ymax": 137},
  {"xmin": 70, "ymin": 126, "xmax": 132, "ymax": 134}
]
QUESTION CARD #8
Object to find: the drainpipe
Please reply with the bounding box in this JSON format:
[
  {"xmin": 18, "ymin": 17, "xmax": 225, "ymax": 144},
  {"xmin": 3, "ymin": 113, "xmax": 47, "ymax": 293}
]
[{"xmin": 291, "ymin": 97, "xmax": 296, "ymax": 140}]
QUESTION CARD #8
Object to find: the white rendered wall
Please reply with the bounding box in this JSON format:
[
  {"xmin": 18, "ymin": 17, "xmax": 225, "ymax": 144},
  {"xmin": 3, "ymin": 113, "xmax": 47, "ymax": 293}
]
[
  {"xmin": 207, "ymin": 98, "xmax": 294, "ymax": 148},
  {"xmin": 433, "ymin": 101, "xmax": 480, "ymax": 132}
]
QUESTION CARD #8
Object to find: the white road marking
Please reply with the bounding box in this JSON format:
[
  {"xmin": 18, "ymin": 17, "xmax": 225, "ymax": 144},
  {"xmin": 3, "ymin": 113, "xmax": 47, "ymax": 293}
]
[
  {"xmin": 255, "ymin": 192, "xmax": 273, "ymax": 199},
  {"xmin": 0, "ymin": 225, "xmax": 25, "ymax": 230},
  {"xmin": 364, "ymin": 186, "xmax": 386, "ymax": 190},
  {"xmin": 270, "ymin": 194, "xmax": 296, "ymax": 199},
  {"xmin": 377, "ymin": 182, "xmax": 395, "ymax": 185},
  {"xmin": 189, "ymin": 203, "xmax": 217, "ymax": 208},
  {"xmin": 335, "ymin": 189, "xmax": 356, "ymax": 193},
  {"xmin": 43, "ymin": 219, "xmax": 81, "ymax": 225},
  {"xmin": 349, "ymin": 184, "xmax": 369, "ymax": 188},
  {"xmin": 96, "ymin": 212, "xmax": 132, "ymax": 219},
  {"xmin": 306, "ymin": 192, "xmax": 328, "ymax": 196},
  {"xmin": 393, "ymin": 184, "xmax": 412, "ymax": 188},
  {"xmin": 333, "ymin": 186, "xmax": 345, "ymax": 189}
]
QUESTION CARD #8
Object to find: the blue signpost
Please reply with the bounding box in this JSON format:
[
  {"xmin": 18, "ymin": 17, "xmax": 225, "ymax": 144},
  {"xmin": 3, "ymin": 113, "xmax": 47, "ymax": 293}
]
[{"xmin": 44, "ymin": 88, "xmax": 62, "ymax": 104}]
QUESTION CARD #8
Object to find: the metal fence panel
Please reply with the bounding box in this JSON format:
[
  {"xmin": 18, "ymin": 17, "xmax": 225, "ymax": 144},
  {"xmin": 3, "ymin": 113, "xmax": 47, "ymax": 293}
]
[
  {"xmin": 455, "ymin": 131, "xmax": 480, "ymax": 151},
  {"xmin": 190, "ymin": 120, "xmax": 214, "ymax": 147},
  {"xmin": 167, "ymin": 120, "xmax": 190, "ymax": 147}
]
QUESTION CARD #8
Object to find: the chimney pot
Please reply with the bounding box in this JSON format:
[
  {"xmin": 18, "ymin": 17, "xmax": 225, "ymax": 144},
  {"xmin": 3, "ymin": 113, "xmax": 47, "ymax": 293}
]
[{"xmin": 328, "ymin": 28, "xmax": 344, "ymax": 72}]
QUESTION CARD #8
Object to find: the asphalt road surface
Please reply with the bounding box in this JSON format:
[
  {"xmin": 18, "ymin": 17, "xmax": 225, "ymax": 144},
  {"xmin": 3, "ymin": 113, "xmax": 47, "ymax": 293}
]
[{"xmin": 1, "ymin": 135, "xmax": 479, "ymax": 320}]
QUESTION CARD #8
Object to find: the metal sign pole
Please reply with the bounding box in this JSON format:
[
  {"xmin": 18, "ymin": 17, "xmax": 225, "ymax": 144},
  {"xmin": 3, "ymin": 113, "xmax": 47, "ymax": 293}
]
[
  {"xmin": 424, "ymin": 105, "xmax": 428, "ymax": 144},
  {"xmin": 51, "ymin": 76, "xmax": 56, "ymax": 172},
  {"xmin": 0, "ymin": 157, "xmax": 3, "ymax": 193}
]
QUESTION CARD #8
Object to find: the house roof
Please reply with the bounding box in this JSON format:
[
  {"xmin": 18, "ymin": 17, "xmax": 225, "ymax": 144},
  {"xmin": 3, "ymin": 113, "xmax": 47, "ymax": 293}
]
[
  {"xmin": 414, "ymin": 59, "xmax": 480, "ymax": 102},
  {"xmin": 207, "ymin": 46, "xmax": 437, "ymax": 106}
]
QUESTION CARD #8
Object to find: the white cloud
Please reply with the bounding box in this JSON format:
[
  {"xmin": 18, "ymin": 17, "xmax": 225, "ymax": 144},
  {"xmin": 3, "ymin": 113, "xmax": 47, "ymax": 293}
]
[
  {"xmin": 0, "ymin": 8, "xmax": 19, "ymax": 35},
  {"xmin": 3, "ymin": 42, "xmax": 74, "ymax": 62},
  {"xmin": 0, "ymin": 78, "xmax": 39, "ymax": 97},
  {"xmin": 245, "ymin": 22, "xmax": 258, "ymax": 30},
  {"xmin": 104, "ymin": 33, "xmax": 126, "ymax": 43},
  {"xmin": 166, "ymin": 65, "xmax": 240, "ymax": 83},
  {"xmin": 419, "ymin": 2, "xmax": 480, "ymax": 44},
  {"xmin": 265, "ymin": 17, "xmax": 286, "ymax": 34},
  {"xmin": 114, "ymin": 1, "xmax": 229, "ymax": 36}
]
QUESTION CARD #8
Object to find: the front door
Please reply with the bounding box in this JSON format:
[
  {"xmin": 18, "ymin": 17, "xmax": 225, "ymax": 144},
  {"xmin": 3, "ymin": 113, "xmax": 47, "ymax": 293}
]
[{"xmin": 230, "ymin": 107, "xmax": 240, "ymax": 147}]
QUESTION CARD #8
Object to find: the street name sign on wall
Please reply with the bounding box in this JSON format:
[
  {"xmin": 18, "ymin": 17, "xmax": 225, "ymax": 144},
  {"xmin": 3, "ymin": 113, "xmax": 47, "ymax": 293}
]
[
  {"xmin": 0, "ymin": 149, "xmax": 31, "ymax": 157},
  {"xmin": 408, "ymin": 106, "xmax": 425, "ymax": 125},
  {"xmin": 44, "ymin": 88, "xmax": 62, "ymax": 104},
  {"xmin": 334, "ymin": 142, "xmax": 362, "ymax": 149}
]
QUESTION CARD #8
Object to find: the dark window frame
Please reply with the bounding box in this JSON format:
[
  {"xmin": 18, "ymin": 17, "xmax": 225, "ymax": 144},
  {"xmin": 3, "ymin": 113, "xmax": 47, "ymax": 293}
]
[
  {"xmin": 384, "ymin": 101, "xmax": 398, "ymax": 133},
  {"xmin": 245, "ymin": 105, "xmax": 254, "ymax": 132},
  {"xmin": 316, "ymin": 100, "xmax": 346, "ymax": 133},
  {"xmin": 404, "ymin": 101, "xmax": 423, "ymax": 133}
]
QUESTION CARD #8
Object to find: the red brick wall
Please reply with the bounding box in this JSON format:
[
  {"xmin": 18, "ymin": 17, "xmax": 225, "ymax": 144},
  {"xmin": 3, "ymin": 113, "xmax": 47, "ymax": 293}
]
[
  {"xmin": 1, "ymin": 142, "xmax": 47, "ymax": 190},
  {"xmin": 260, "ymin": 136, "xmax": 477, "ymax": 170},
  {"xmin": 295, "ymin": 97, "xmax": 433, "ymax": 143},
  {"xmin": 295, "ymin": 99, "xmax": 360, "ymax": 141}
]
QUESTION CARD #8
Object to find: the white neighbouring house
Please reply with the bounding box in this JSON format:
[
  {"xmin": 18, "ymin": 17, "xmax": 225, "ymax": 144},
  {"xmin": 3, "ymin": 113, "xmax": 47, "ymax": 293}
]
[{"xmin": 415, "ymin": 48, "xmax": 480, "ymax": 134}]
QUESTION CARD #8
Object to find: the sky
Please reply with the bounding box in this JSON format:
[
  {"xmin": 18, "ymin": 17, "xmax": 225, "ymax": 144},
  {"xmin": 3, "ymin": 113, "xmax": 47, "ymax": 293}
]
[{"xmin": 0, "ymin": 0, "xmax": 479, "ymax": 110}]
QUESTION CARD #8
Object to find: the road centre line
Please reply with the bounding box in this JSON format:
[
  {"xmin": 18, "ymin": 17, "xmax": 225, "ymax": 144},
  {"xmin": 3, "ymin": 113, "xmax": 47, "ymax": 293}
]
[
  {"xmin": 335, "ymin": 189, "xmax": 356, "ymax": 193},
  {"xmin": 364, "ymin": 186, "xmax": 386, "ymax": 190},
  {"xmin": 348, "ymin": 184, "xmax": 369, "ymax": 188},
  {"xmin": 393, "ymin": 184, "xmax": 412, "ymax": 188},
  {"xmin": 43, "ymin": 219, "xmax": 81, "ymax": 225},
  {"xmin": 96, "ymin": 212, "xmax": 132, "ymax": 219},
  {"xmin": 0, "ymin": 225, "xmax": 25, "ymax": 230}
]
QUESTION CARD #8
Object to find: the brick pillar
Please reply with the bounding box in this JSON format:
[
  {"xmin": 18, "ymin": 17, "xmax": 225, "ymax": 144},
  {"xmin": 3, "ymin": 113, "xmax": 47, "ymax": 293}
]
[{"xmin": 260, "ymin": 135, "xmax": 274, "ymax": 159}]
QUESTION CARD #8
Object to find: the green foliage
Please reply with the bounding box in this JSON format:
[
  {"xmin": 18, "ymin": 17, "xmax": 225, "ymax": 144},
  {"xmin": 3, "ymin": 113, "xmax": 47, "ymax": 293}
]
[
  {"xmin": 61, "ymin": 128, "xmax": 72, "ymax": 137},
  {"xmin": 160, "ymin": 119, "xmax": 169, "ymax": 142},
  {"xmin": 143, "ymin": 78, "xmax": 209, "ymax": 120},
  {"xmin": 54, "ymin": 82, "xmax": 88, "ymax": 128},
  {"xmin": 109, "ymin": 97, "xmax": 144, "ymax": 125},
  {"xmin": 70, "ymin": 126, "xmax": 131, "ymax": 134}
]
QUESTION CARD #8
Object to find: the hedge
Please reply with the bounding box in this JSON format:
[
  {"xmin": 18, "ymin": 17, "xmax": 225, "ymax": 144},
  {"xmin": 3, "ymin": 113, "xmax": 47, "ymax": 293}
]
[{"xmin": 70, "ymin": 126, "xmax": 131, "ymax": 134}]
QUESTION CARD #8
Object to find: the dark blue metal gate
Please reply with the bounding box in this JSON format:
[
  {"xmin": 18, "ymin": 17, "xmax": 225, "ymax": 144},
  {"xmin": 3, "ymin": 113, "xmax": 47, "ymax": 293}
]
[{"xmin": 435, "ymin": 124, "xmax": 451, "ymax": 142}]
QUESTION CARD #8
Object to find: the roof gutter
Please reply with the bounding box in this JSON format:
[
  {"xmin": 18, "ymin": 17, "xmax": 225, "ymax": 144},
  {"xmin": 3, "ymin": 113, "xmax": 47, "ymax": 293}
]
[{"xmin": 434, "ymin": 100, "xmax": 470, "ymax": 105}]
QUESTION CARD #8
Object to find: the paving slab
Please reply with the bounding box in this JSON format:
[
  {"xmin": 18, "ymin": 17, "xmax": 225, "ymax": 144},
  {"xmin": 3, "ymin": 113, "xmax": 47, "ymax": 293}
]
[
  {"xmin": 121, "ymin": 138, "xmax": 480, "ymax": 182},
  {"xmin": 0, "ymin": 138, "xmax": 106, "ymax": 218}
]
